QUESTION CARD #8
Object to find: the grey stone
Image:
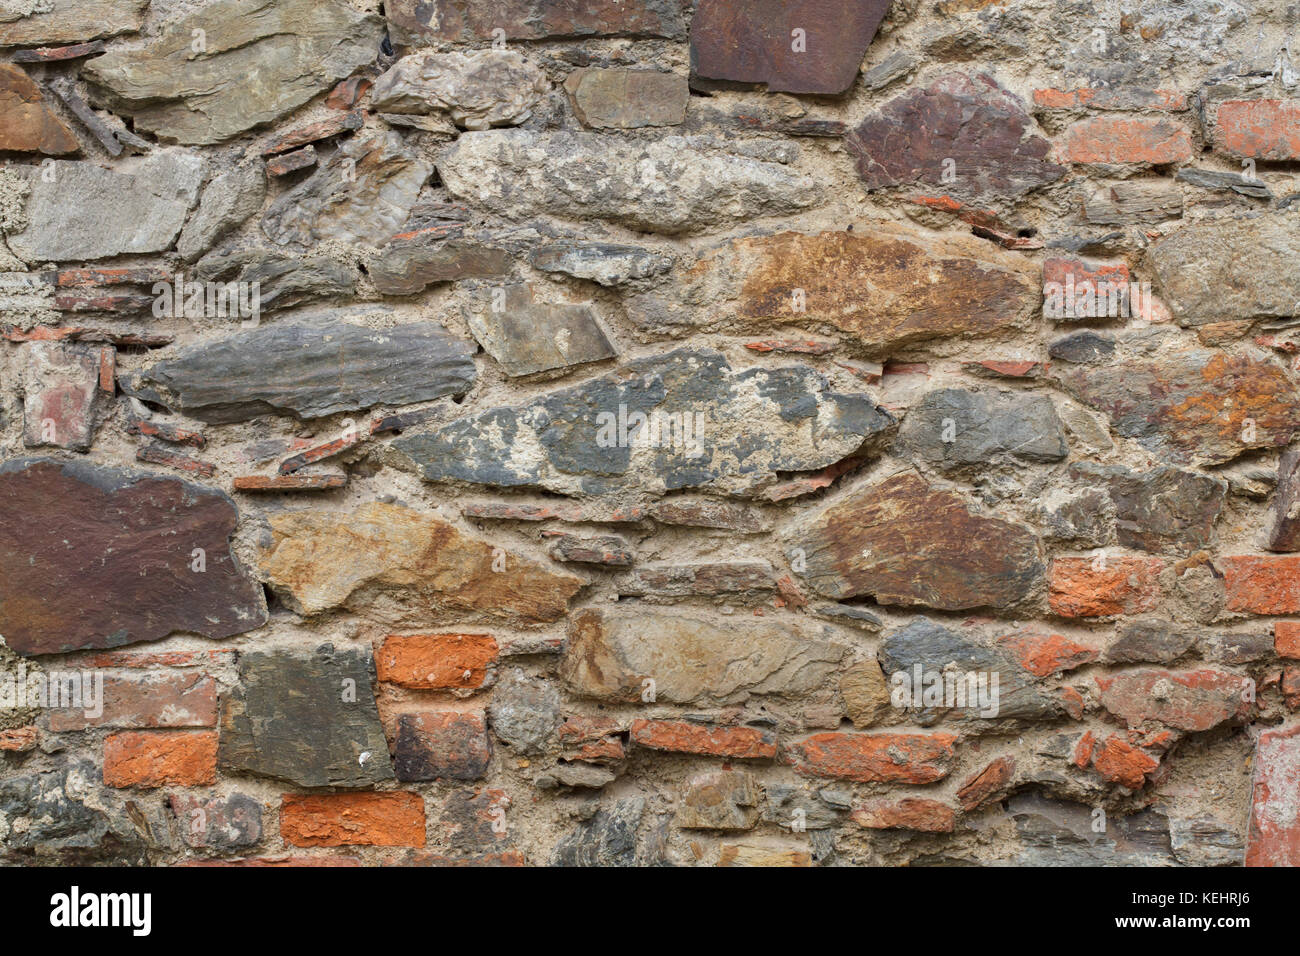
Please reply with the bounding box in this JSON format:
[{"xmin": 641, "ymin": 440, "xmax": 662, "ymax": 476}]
[
  {"xmin": 395, "ymin": 348, "xmax": 893, "ymax": 496},
  {"xmin": 195, "ymin": 248, "xmax": 357, "ymax": 312},
  {"xmin": 0, "ymin": 0, "xmax": 147, "ymax": 46},
  {"xmin": 437, "ymin": 129, "xmax": 820, "ymax": 235},
  {"xmin": 218, "ymin": 644, "xmax": 395, "ymax": 788},
  {"xmin": 170, "ymin": 793, "xmax": 262, "ymax": 850},
  {"xmin": 465, "ymin": 283, "xmax": 617, "ymax": 376},
  {"xmin": 1037, "ymin": 487, "xmax": 1114, "ymax": 547},
  {"xmin": 82, "ymin": 0, "xmax": 383, "ymax": 145},
  {"xmin": 1005, "ymin": 792, "xmax": 1176, "ymax": 867},
  {"xmin": 550, "ymin": 798, "xmax": 645, "ymax": 867},
  {"xmin": 1269, "ymin": 446, "xmax": 1300, "ymax": 551},
  {"xmin": 1106, "ymin": 621, "xmax": 1198, "ymax": 664},
  {"xmin": 372, "ymin": 49, "xmax": 548, "ymax": 129},
  {"xmin": 538, "ymin": 763, "xmax": 617, "ymax": 789},
  {"xmin": 1071, "ymin": 463, "xmax": 1226, "ymax": 553},
  {"xmin": 263, "ymin": 133, "xmax": 432, "ymax": 247},
  {"xmin": 1176, "ymin": 167, "xmax": 1272, "ymax": 200},
  {"xmin": 487, "ymin": 668, "xmax": 562, "ymax": 755},
  {"xmin": 122, "ymin": 319, "xmax": 476, "ymax": 423},
  {"xmin": 1049, "ymin": 331, "xmax": 1115, "ymax": 364},
  {"xmin": 895, "ymin": 388, "xmax": 1068, "ymax": 470},
  {"xmin": 5, "ymin": 149, "xmax": 203, "ymax": 262},
  {"xmin": 1195, "ymin": 631, "xmax": 1272, "ymax": 665},
  {"xmin": 762, "ymin": 785, "xmax": 845, "ymax": 830},
  {"xmin": 1168, "ymin": 815, "xmax": 1246, "ymax": 867},
  {"xmin": 369, "ymin": 232, "xmax": 512, "ymax": 296},
  {"xmin": 564, "ymin": 68, "xmax": 688, "ymax": 128},
  {"xmin": 178, "ymin": 164, "xmax": 267, "ymax": 261},
  {"xmin": 1083, "ymin": 181, "xmax": 1184, "ymax": 225},
  {"xmin": 529, "ymin": 240, "xmax": 674, "ymax": 287}
]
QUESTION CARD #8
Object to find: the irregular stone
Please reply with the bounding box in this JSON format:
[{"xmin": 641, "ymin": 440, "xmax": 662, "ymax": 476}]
[
  {"xmin": 395, "ymin": 711, "xmax": 491, "ymax": 781},
  {"xmin": 689, "ymin": 0, "xmax": 890, "ymax": 95},
  {"xmin": 762, "ymin": 785, "xmax": 845, "ymax": 830},
  {"xmin": 487, "ymin": 669, "xmax": 562, "ymax": 754},
  {"xmin": 565, "ymin": 68, "xmax": 687, "ymax": 128},
  {"xmin": 879, "ymin": 617, "xmax": 1063, "ymax": 721},
  {"xmin": 395, "ymin": 348, "xmax": 892, "ymax": 496},
  {"xmin": 122, "ymin": 320, "xmax": 475, "ymax": 423},
  {"xmin": 372, "ymin": 50, "xmax": 547, "ymax": 129},
  {"xmin": 717, "ymin": 840, "xmax": 812, "ymax": 866},
  {"xmin": 465, "ymin": 283, "xmax": 616, "ymax": 377},
  {"xmin": 561, "ymin": 608, "xmax": 843, "ymax": 705},
  {"xmin": 82, "ymin": 0, "xmax": 383, "ymax": 145},
  {"xmin": 1037, "ymin": 486, "xmax": 1113, "ymax": 547},
  {"xmin": 261, "ymin": 112, "xmax": 363, "ymax": 155},
  {"xmin": 895, "ymin": 388, "xmax": 1067, "ymax": 470},
  {"xmin": 1048, "ymin": 331, "xmax": 1115, "ymax": 364},
  {"xmin": 1051, "ymin": 342, "xmax": 1300, "ymax": 466},
  {"xmin": 171, "ymin": 794, "xmax": 262, "ymax": 851},
  {"xmin": 626, "ymin": 228, "xmax": 1037, "ymax": 355},
  {"xmin": 437, "ymin": 129, "xmax": 819, "ymax": 236},
  {"xmin": 0, "ymin": 458, "xmax": 266, "ymax": 656},
  {"xmin": 1197, "ymin": 630, "xmax": 1271, "ymax": 665},
  {"xmin": 1268, "ymin": 446, "xmax": 1300, "ymax": 552},
  {"xmin": 1096, "ymin": 669, "xmax": 1250, "ymax": 732},
  {"xmin": 676, "ymin": 770, "xmax": 759, "ymax": 830},
  {"xmin": 538, "ymin": 762, "xmax": 617, "ymax": 790},
  {"xmin": 529, "ymin": 240, "xmax": 674, "ymax": 287},
  {"xmin": 1082, "ymin": 180, "xmax": 1183, "ymax": 225},
  {"xmin": 958, "ymin": 756, "xmax": 1016, "ymax": 810},
  {"xmin": 853, "ymin": 798, "xmax": 955, "ymax": 832},
  {"xmin": 546, "ymin": 532, "xmax": 634, "ymax": 566},
  {"xmin": 1169, "ymin": 815, "xmax": 1246, "ymax": 867},
  {"xmin": 258, "ymin": 501, "xmax": 583, "ymax": 623},
  {"xmin": 1146, "ymin": 213, "xmax": 1300, "ymax": 326},
  {"xmin": 265, "ymin": 145, "xmax": 317, "ymax": 177},
  {"xmin": 1176, "ymin": 167, "xmax": 1272, "ymax": 200},
  {"xmin": 550, "ymin": 798, "xmax": 645, "ymax": 867},
  {"xmin": 21, "ymin": 340, "xmax": 103, "ymax": 451},
  {"xmin": 369, "ymin": 231, "xmax": 512, "ymax": 295},
  {"xmin": 786, "ymin": 731, "xmax": 957, "ymax": 783},
  {"xmin": 218, "ymin": 645, "xmax": 395, "ymax": 788},
  {"xmin": 648, "ymin": 498, "xmax": 766, "ymax": 533},
  {"xmin": 1006, "ymin": 792, "xmax": 1176, "ymax": 866},
  {"xmin": 847, "ymin": 73, "xmax": 1064, "ymax": 201},
  {"xmin": 621, "ymin": 561, "xmax": 775, "ymax": 598},
  {"xmin": 0, "ymin": 63, "xmax": 78, "ymax": 154},
  {"xmin": 263, "ymin": 133, "xmax": 432, "ymax": 248},
  {"xmin": 789, "ymin": 472, "xmax": 1044, "ymax": 611},
  {"xmin": 4, "ymin": 150, "xmax": 203, "ymax": 262},
  {"xmin": 840, "ymin": 659, "xmax": 891, "ymax": 728},
  {"xmin": 177, "ymin": 164, "xmax": 266, "ymax": 262},
  {"xmin": 0, "ymin": 0, "xmax": 146, "ymax": 46},
  {"xmin": 1070, "ymin": 463, "xmax": 1226, "ymax": 553},
  {"xmin": 194, "ymin": 249, "xmax": 356, "ymax": 312},
  {"xmin": 1105, "ymin": 621, "xmax": 1197, "ymax": 664}
]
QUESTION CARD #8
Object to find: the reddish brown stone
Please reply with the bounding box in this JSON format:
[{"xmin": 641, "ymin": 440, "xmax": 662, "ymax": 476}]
[
  {"xmin": 462, "ymin": 501, "xmax": 648, "ymax": 524},
  {"xmin": 995, "ymin": 630, "xmax": 1098, "ymax": 677},
  {"xmin": 1214, "ymin": 100, "xmax": 1300, "ymax": 161},
  {"xmin": 281, "ymin": 792, "xmax": 426, "ymax": 847},
  {"xmin": 1048, "ymin": 556, "xmax": 1163, "ymax": 618},
  {"xmin": 1267, "ymin": 447, "xmax": 1300, "ymax": 551},
  {"xmin": 232, "ymin": 474, "xmax": 347, "ymax": 492},
  {"xmin": 744, "ymin": 338, "xmax": 837, "ymax": 355},
  {"xmin": 786, "ymin": 731, "xmax": 957, "ymax": 783},
  {"xmin": 0, "ymin": 459, "xmax": 266, "ymax": 655},
  {"xmin": 261, "ymin": 111, "xmax": 362, "ymax": 154},
  {"xmin": 21, "ymin": 341, "xmax": 101, "ymax": 451},
  {"xmin": 265, "ymin": 145, "xmax": 318, "ymax": 176},
  {"xmin": 0, "ymin": 727, "xmax": 39, "ymax": 751},
  {"xmin": 1221, "ymin": 556, "xmax": 1300, "ymax": 614},
  {"xmin": 1276, "ymin": 622, "xmax": 1300, "ymax": 659},
  {"xmin": 136, "ymin": 442, "xmax": 216, "ymax": 478},
  {"xmin": 53, "ymin": 267, "xmax": 171, "ymax": 287},
  {"xmin": 326, "ymin": 76, "xmax": 373, "ymax": 110},
  {"xmin": 0, "ymin": 63, "xmax": 79, "ymax": 154},
  {"xmin": 629, "ymin": 719, "xmax": 777, "ymax": 759},
  {"xmin": 376, "ymin": 634, "xmax": 499, "ymax": 690},
  {"xmin": 11, "ymin": 41, "xmax": 108, "ymax": 63},
  {"xmin": 4, "ymin": 326, "xmax": 173, "ymax": 347},
  {"xmin": 964, "ymin": 359, "xmax": 1043, "ymax": 379},
  {"xmin": 387, "ymin": 0, "xmax": 684, "ymax": 45},
  {"xmin": 1246, "ymin": 724, "xmax": 1300, "ymax": 865},
  {"xmin": 103, "ymin": 730, "xmax": 218, "ymax": 788},
  {"xmin": 394, "ymin": 711, "xmax": 492, "ymax": 781},
  {"xmin": 957, "ymin": 756, "xmax": 1015, "ymax": 811},
  {"xmin": 690, "ymin": 0, "xmax": 890, "ymax": 94},
  {"xmin": 50, "ymin": 673, "xmax": 218, "ymax": 731},
  {"xmin": 852, "ymin": 798, "xmax": 956, "ymax": 832},
  {"xmin": 53, "ymin": 293, "xmax": 155, "ymax": 313},
  {"xmin": 1060, "ymin": 116, "xmax": 1193, "ymax": 165},
  {"xmin": 125, "ymin": 418, "xmax": 206, "ymax": 448},
  {"xmin": 1096, "ymin": 669, "xmax": 1250, "ymax": 732}
]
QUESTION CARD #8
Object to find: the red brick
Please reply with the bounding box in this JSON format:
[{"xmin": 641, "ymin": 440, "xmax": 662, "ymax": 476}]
[
  {"xmin": 103, "ymin": 731, "xmax": 217, "ymax": 788},
  {"xmin": 136, "ymin": 442, "xmax": 216, "ymax": 477},
  {"xmin": 1048, "ymin": 556, "xmax": 1163, "ymax": 618},
  {"xmin": 1222, "ymin": 556, "xmax": 1300, "ymax": 614},
  {"xmin": 743, "ymin": 339, "xmax": 837, "ymax": 355},
  {"xmin": 280, "ymin": 792, "xmax": 426, "ymax": 848},
  {"xmin": 180, "ymin": 856, "xmax": 363, "ymax": 867},
  {"xmin": 1215, "ymin": 99, "xmax": 1300, "ymax": 161},
  {"xmin": 1275, "ymin": 622, "xmax": 1300, "ymax": 659},
  {"xmin": 786, "ymin": 732, "xmax": 957, "ymax": 783},
  {"xmin": 1032, "ymin": 87, "xmax": 1186, "ymax": 111},
  {"xmin": 956, "ymin": 756, "xmax": 1015, "ymax": 811},
  {"xmin": 629, "ymin": 720, "xmax": 777, "ymax": 760},
  {"xmin": 996, "ymin": 629, "xmax": 1098, "ymax": 677},
  {"xmin": 394, "ymin": 711, "xmax": 491, "ymax": 782},
  {"xmin": 71, "ymin": 649, "xmax": 235, "ymax": 669},
  {"xmin": 50, "ymin": 673, "xmax": 217, "ymax": 731},
  {"xmin": 1060, "ymin": 116, "xmax": 1193, "ymax": 165},
  {"xmin": 558, "ymin": 716, "xmax": 625, "ymax": 742},
  {"xmin": 261, "ymin": 111, "xmax": 361, "ymax": 155},
  {"xmin": 376, "ymin": 634, "xmax": 498, "ymax": 690},
  {"xmin": 1096, "ymin": 669, "xmax": 1250, "ymax": 731},
  {"xmin": 1246, "ymin": 724, "xmax": 1300, "ymax": 865},
  {"xmin": 0, "ymin": 727, "xmax": 38, "ymax": 751},
  {"xmin": 1092, "ymin": 734, "xmax": 1160, "ymax": 789},
  {"xmin": 852, "ymin": 797, "xmax": 956, "ymax": 832},
  {"xmin": 125, "ymin": 418, "xmax": 206, "ymax": 448},
  {"xmin": 965, "ymin": 359, "xmax": 1043, "ymax": 379},
  {"xmin": 232, "ymin": 474, "xmax": 347, "ymax": 492}
]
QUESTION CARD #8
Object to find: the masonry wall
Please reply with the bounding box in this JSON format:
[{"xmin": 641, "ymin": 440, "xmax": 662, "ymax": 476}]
[{"xmin": 2, "ymin": 0, "xmax": 1300, "ymax": 867}]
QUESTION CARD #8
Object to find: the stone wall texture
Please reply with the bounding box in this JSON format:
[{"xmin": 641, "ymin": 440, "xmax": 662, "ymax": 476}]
[{"xmin": 2, "ymin": 0, "xmax": 1300, "ymax": 868}]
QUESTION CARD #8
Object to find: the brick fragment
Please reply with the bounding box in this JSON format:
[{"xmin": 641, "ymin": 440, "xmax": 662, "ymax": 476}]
[
  {"xmin": 1048, "ymin": 556, "xmax": 1163, "ymax": 618},
  {"xmin": 786, "ymin": 732, "xmax": 957, "ymax": 783},
  {"xmin": 1222, "ymin": 556, "xmax": 1300, "ymax": 614},
  {"xmin": 1060, "ymin": 116, "xmax": 1193, "ymax": 165},
  {"xmin": 376, "ymin": 634, "xmax": 498, "ymax": 690},
  {"xmin": 629, "ymin": 720, "xmax": 777, "ymax": 759},
  {"xmin": 103, "ymin": 731, "xmax": 218, "ymax": 788},
  {"xmin": 394, "ymin": 711, "xmax": 492, "ymax": 781},
  {"xmin": 1214, "ymin": 100, "xmax": 1300, "ymax": 161},
  {"xmin": 281, "ymin": 792, "xmax": 426, "ymax": 848},
  {"xmin": 852, "ymin": 798, "xmax": 956, "ymax": 832},
  {"xmin": 50, "ymin": 673, "xmax": 218, "ymax": 731}
]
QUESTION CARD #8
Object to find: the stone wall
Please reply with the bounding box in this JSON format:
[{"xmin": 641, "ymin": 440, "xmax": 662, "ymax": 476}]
[{"xmin": 1, "ymin": 0, "xmax": 1300, "ymax": 867}]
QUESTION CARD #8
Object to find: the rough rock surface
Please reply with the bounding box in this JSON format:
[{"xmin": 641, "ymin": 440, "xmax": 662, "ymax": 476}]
[{"xmin": 372, "ymin": 50, "xmax": 548, "ymax": 130}]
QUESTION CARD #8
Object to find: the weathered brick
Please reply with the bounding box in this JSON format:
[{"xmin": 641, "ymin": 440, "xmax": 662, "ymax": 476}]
[
  {"xmin": 957, "ymin": 756, "xmax": 1016, "ymax": 811},
  {"xmin": 394, "ymin": 711, "xmax": 492, "ymax": 782},
  {"xmin": 1213, "ymin": 99, "xmax": 1300, "ymax": 161},
  {"xmin": 170, "ymin": 793, "xmax": 262, "ymax": 850},
  {"xmin": 376, "ymin": 634, "xmax": 499, "ymax": 690},
  {"xmin": 50, "ymin": 673, "xmax": 217, "ymax": 731},
  {"xmin": 629, "ymin": 720, "xmax": 777, "ymax": 759},
  {"xmin": 1091, "ymin": 734, "xmax": 1161, "ymax": 789},
  {"xmin": 1275, "ymin": 622, "xmax": 1300, "ymax": 659},
  {"xmin": 852, "ymin": 798, "xmax": 956, "ymax": 832},
  {"xmin": 280, "ymin": 792, "xmax": 426, "ymax": 847},
  {"xmin": 1222, "ymin": 556, "xmax": 1300, "ymax": 614},
  {"xmin": 1246, "ymin": 725, "xmax": 1300, "ymax": 865},
  {"xmin": 103, "ymin": 731, "xmax": 218, "ymax": 788},
  {"xmin": 1048, "ymin": 557, "xmax": 1163, "ymax": 618},
  {"xmin": 995, "ymin": 630, "xmax": 1097, "ymax": 677},
  {"xmin": 1060, "ymin": 116, "xmax": 1193, "ymax": 165},
  {"xmin": 786, "ymin": 732, "xmax": 957, "ymax": 783},
  {"xmin": 1096, "ymin": 669, "xmax": 1250, "ymax": 732}
]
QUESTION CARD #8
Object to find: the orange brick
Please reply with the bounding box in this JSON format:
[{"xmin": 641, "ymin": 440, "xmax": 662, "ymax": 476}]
[
  {"xmin": 786, "ymin": 732, "xmax": 956, "ymax": 783},
  {"xmin": 1091, "ymin": 734, "xmax": 1160, "ymax": 789},
  {"xmin": 852, "ymin": 798, "xmax": 955, "ymax": 832},
  {"xmin": 1048, "ymin": 556, "xmax": 1163, "ymax": 617},
  {"xmin": 281, "ymin": 792, "xmax": 426, "ymax": 848},
  {"xmin": 629, "ymin": 719, "xmax": 777, "ymax": 759},
  {"xmin": 376, "ymin": 634, "xmax": 498, "ymax": 690},
  {"xmin": 996, "ymin": 629, "xmax": 1097, "ymax": 677},
  {"xmin": 1276, "ymin": 622, "xmax": 1300, "ymax": 659},
  {"xmin": 1215, "ymin": 99, "xmax": 1300, "ymax": 161},
  {"xmin": 103, "ymin": 730, "xmax": 217, "ymax": 788},
  {"xmin": 1060, "ymin": 116, "xmax": 1193, "ymax": 165},
  {"xmin": 1222, "ymin": 556, "xmax": 1300, "ymax": 615}
]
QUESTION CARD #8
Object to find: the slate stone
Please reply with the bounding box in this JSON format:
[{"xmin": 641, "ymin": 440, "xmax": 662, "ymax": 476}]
[
  {"xmin": 1070, "ymin": 462, "xmax": 1226, "ymax": 553},
  {"xmin": 762, "ymin": 784, "xmax": 845, "ymax": 830},
  {"xmin": 170, "ymin": 793, "xmax": 262, "ymax": 850},
  {"xmin": 394, "ymin": 712, "xmax": 492, "ymax": 781},
  {"xmin": 0, "ymin": 458, "xmax": 266, "ymax": 656},
  {"xmin": 1146, "ymin": 212, "xmax": 1300, "ymax": 326},
  {"xmin": 564, "ymin": 68, "xmax": 688, "ymax": 128},
  {"xmin": 258, "ymin": 501, "xmax": 584, "ymax": 624},
  {"xmin": 1037, "ymin": 487, "xmax": 1114, "ymax": 547},
  {"xmin": 1049, "ymin": 331, "xmax": 1116, "ymax": 364},
  {"xmin": 121, "ymin": 320, "xmax": 475, "ymax": 423},
  {"xmin": 1105, "ymin": 621, "xmax": 1198, "ymax": 664},
  {"xmin": 677, "ymin": 770, "xmax": 760, "ymax": 830},
  {"xmin": 550, "ymin": 798, "xmax": 646, "ymax": 867},
  {"xmin": 371, "ymin": 50, "xmax": 548, "ymax": 129},
  {"xmin": 1268, "ymin": 446, "xmax": 1300, "ymax": 552},
  {"xmin": 178, "ymin": 164, "xmax": 267, "ymax": 262},
  {"xmin": 0, "ymin": 63, "xmax": 79, "ymax": 155},
  {"xmin": 1176, "ymin": 167, "xmax": 1272, "ymax": 200},
  {"xmin": 561, "ymin": 608, "xmax": 843, "ymax": 704},
  {"xmin": 529, "ymin": 240, "xmax": 674, "ymax": 286},
  {"xmin": 395, "ymin": 348, "xmax": 893, "ymax": 496},
  {"xmin": 83, "ymin": 0, "xmax": 383, "ymax": 145},
  {"xmin": 689, "ymin": 0, "xmax": 891, "ymax": 94},
  {"xmin": 625, "ymin": 227, "xmax": 1037, "ymax": 355},
  {"xmin": 262, "ymin": 133, "xmax": 432, "ymax": 248},
  {"xmin": 847, "ymin": 73, "xmax": 1064, "ymax": 201},
  {"xmin": 487, "ymin": 669, "xmax": 562, "ymax": 755},
  {"xmin": 388, "ymin": 0, "xmax": 684, "ymax": 45},
  {"xmin": 879, "ymin": 618, "xmax": 1063, "ymax": 721},
  {"xmin": 5, "ymin": 150, "xmax": 204, "ymax": 262},
  {"xmin": 369, "ymin": 232, "xmax": 512, "ymax": 296},
  {"xmin": 466, "ymin": 283, "xmax": 616, "ymax": 377},
  {"xmin": 195, "ymin": 249, "xmax": 357, "ymax": 312},
  {"xmin": 1083, "ymin": 181, "xmax": 1183, "ymax": 225},
  {"xmin": 1050, "ymin": 341, "xmax": 1300, "ymax": 465},
  {"xmin": 1006, "ymin": 792, "xmax": 1176, "ymax": 867},
  {"xmin": 437, "ymin": 130, "xmax": 820, "ymax": 235},
  {"xmin": 21, "ymin": 340, "xmax": 103, "ymax": 451},
  {"xmin": 219, "ymin": 645, "xmax": 394, "ymax": 788},
  {"xmin": 895, "ymin": 388, "xmax": 1067, "ymax": 470},
  {"xmin": 0, "ymin": 0, "xmax": 147, "ymax": 46},
  {"xmin": 789, "ymin": 471, "xmax": 1045, "ymax": 611}
]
